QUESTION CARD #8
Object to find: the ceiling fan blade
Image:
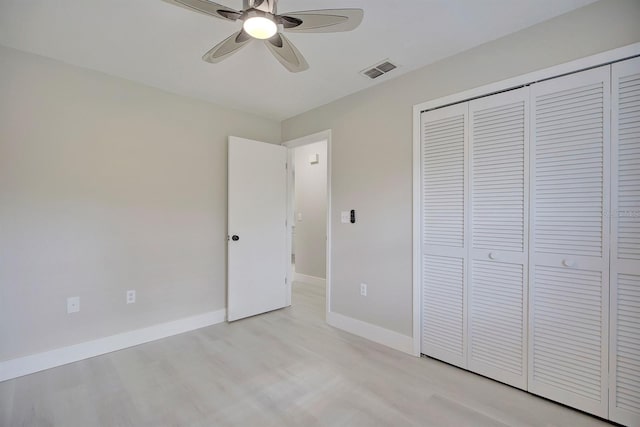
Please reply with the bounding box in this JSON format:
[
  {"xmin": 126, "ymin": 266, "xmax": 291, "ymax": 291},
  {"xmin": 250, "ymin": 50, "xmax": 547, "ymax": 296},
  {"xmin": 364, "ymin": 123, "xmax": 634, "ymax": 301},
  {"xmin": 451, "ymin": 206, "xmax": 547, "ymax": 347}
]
[
  {"xmin": 264, "ymin": 33, "xmax": 309, "ymax": 73},
  {"xmin": 202, "ymin": 30, "xmax": 252, "ymax": 63},
  {"xmin": 278, "ymin": 9, "xmax": 363, "ymax": 33},
  {"xmin": 163, "ymin": 0, "xmax": 242, "ymax": 21}
]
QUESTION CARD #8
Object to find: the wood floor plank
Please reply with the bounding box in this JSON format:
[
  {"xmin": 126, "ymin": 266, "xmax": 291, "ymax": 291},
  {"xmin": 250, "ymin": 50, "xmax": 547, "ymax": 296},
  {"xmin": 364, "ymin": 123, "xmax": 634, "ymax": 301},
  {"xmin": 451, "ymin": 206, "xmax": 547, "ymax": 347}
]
[{"xmin": 0, "ymin": 281, "xmax": 612, "ymax": 426}]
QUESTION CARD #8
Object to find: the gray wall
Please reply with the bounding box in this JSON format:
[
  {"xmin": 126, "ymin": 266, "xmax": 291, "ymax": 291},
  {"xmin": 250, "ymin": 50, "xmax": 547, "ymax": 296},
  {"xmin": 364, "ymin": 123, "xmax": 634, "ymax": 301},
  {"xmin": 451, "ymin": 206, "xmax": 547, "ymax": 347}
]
[
  {"xmin": 282, "ymin": 0, "xmax": 640, "ymax": 337},
  {"xmin": 0, "ymin": 45, "xmax": 281, "ymax": 361},
  {"xmin": 294, "ymin": 140, "xmax": 327, "ymax": 279}
]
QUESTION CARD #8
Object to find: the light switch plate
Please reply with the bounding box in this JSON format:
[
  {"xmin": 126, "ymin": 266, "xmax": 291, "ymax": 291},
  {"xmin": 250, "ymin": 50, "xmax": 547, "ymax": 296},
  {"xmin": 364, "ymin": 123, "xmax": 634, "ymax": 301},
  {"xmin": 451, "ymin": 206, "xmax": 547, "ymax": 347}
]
[{"xmin": 360, "ymin": 283, "xmax": 367, "ymax": 296}]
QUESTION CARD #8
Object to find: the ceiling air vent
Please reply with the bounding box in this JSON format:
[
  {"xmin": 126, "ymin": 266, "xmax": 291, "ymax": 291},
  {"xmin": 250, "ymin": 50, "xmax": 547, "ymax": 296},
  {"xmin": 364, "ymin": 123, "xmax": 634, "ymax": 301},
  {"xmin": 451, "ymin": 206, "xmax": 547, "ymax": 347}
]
[{"xmin": 361, "ymin": 59, "xmax": 398, "ymax": 79}]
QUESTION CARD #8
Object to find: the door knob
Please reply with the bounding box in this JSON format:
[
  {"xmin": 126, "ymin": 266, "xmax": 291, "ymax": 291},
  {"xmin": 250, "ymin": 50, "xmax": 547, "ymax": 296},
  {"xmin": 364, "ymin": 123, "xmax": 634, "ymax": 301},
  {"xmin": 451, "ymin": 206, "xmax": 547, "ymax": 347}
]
[{"xmin": 232, "ymin": 235, "xmax": 239, "ymax": 241}]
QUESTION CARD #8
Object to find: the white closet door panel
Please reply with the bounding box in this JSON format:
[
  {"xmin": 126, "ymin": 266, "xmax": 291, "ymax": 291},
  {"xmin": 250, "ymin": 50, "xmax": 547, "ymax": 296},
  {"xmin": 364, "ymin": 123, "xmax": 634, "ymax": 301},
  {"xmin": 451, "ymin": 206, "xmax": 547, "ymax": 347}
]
[
  {"xmin": 468, "ymin": 88, "xmax": 528, "ymax": 389},
  {"xmin": 421, "ymin": 103, "xmax": 468, "ymax": 368},
  {"xmin": 422, "ymin": 255, "xmax": 465, "ymax": 367},
  {"xmin": 469, "ymin": 260, "xmax": 525, "ymax": 387},
  {"xmin": 531, "ymin": 266, "xmax": 605, "ymax": 407},
  {"xmin": 611, "ymin": 57, "xmax": 640, "ymax": 427},
  {"xmin": 471, "ymin": 98, "xmax": 526, "ymax": 251},
  {"xmin": 613, "ymin": 273, "xmax": 640, "ymax": 424},
  {"xmin": 533, "ymin": 72, "xmax": 608, "ymax": 259},
  {"xmin": 616, "ymin": 68, "xmax": 640, "ymax": 261},
  {"xmin": 529, "ymin": 66, "xmax": 610, "ymax": 417},
  {"xmin": 422, "ymin": 106, "xmax": 466, "ymax": 249}
]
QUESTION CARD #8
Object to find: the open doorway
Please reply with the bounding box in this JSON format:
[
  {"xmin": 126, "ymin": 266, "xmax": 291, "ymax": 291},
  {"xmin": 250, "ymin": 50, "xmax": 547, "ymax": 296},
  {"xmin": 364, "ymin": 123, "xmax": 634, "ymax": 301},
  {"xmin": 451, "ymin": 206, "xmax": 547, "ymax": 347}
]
[{"xmin": 284, "ymin": 130, "xmax": 331, "ymax": 315}]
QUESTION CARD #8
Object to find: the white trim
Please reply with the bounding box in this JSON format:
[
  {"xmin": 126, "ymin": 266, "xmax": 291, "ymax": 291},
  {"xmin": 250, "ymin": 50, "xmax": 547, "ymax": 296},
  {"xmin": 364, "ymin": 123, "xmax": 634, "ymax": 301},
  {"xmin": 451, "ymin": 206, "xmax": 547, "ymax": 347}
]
[
  {"xmin": 327, "ymin": 311, "xmax": 414, "ymax": 355},
  {"xmin": 282, "ymin": 129, "xmax": 332, "ymax": 316},
  {"xmin": 0, "ymin": 309, "xmax": 226, "ymax": 382},
  {"xmin": 326, "ymin": 134, "xmax": 332, "ymax": 315},
  {"xmin": 283, "ymin": 130, "xmax": 331, "ymax": 149},
  {"xmin": 285, "ymin": 148, "xmax": 294, "ymax": 306},
  {"xmin": 412, "ymin": 42, "xmax": 640, "ymax": 359},
  {"xmin": 293, "ymin": 272, "xmax": 326, "ymax": 287},
  {"xmin": 412, "ymin": 90, "xmax": 422, "ymax": 357},
  {"xmin": 414, "ymin": 42, "xmax": 640, "ymax": 114}
]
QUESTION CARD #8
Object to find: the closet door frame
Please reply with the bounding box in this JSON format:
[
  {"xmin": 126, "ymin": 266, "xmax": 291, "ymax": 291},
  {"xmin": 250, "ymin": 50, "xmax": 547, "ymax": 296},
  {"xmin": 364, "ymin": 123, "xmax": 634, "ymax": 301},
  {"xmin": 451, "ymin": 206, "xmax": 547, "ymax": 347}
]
[{"xmin": 413, "ymin": 42, "xmax": 640, "ymax": 357}]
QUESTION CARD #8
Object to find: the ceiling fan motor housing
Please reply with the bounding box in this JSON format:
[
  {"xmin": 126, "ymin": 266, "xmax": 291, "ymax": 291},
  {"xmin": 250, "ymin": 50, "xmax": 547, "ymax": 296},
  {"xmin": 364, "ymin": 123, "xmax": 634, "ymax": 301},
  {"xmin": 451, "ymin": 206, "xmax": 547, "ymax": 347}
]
[{"xmin": 243, "ymin": 0, "xmax": 277, "ymax": 14}]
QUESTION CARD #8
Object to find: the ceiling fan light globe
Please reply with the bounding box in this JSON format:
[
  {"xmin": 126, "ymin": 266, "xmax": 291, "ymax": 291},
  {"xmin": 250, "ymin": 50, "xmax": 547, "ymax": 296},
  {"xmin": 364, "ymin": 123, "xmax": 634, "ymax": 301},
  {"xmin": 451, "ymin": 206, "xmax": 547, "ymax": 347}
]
[{"xmin": 243, "ymin": 16, "xmax": 277, "ymax": 39}]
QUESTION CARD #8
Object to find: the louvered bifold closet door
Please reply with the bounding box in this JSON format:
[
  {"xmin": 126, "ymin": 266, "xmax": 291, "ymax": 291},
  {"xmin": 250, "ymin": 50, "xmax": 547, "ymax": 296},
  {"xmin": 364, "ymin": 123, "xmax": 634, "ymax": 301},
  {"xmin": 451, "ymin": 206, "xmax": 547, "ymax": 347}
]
[
  {"xmin": 529, "ymin": 66, "xmax": 610, "ymax": 417},
  {"xmin": 468, "ymin": 88, "xmax": 529, "ymax": 389},
  {"xmin": 421, "ymin": 103, "xmax": 468, "ymax": 368},
  {"xmin": 610, "ymin": 57, "xmax": 640, "ymax": 427}
]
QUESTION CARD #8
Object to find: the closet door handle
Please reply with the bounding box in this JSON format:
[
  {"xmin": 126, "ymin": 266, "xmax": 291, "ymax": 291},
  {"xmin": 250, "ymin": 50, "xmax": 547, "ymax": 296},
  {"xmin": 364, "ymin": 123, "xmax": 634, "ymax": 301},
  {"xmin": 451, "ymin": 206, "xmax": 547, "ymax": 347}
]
[
  {"xmin": 488, "ymin": 252, "xmax": 497, "ymax": 260},
  {"xmin": 562, "ymin": 259, "xmax": 574, "ymax": 267}
]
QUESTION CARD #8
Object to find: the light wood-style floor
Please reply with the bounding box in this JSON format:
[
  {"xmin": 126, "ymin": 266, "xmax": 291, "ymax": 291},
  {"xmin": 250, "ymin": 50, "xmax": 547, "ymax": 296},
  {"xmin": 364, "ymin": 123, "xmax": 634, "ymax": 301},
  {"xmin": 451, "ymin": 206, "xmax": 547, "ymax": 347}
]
[{"xmin": 1, "ymin": 281, "xmax": 612, "ymax": 426}]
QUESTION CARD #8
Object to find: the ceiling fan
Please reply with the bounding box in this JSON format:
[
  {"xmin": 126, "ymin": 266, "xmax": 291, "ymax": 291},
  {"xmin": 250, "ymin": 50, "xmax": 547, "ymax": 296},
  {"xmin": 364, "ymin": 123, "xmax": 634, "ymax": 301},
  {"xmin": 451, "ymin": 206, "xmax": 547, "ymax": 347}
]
[{"xmin": 164, "ymin": 0, "xmax": 364, "ymax": 72}]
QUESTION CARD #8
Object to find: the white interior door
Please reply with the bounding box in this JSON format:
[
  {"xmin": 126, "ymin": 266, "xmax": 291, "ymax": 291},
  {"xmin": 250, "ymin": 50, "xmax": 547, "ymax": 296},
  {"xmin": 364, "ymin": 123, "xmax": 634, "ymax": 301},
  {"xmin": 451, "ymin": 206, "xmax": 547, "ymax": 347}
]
[
  {"xmin": 420, "ymin": 102, "xmax": 469, "ymax": 369},
  {"xmin": 528, "ymin": 66, "xmax": 610, "ymax": 417},
  {"xmin": 468, "ymin": 87, "xmax": 529, "ymax": 390},
  {"xmin": 228, "ymin": 136, "xmax": 288, "ymax": 322}
]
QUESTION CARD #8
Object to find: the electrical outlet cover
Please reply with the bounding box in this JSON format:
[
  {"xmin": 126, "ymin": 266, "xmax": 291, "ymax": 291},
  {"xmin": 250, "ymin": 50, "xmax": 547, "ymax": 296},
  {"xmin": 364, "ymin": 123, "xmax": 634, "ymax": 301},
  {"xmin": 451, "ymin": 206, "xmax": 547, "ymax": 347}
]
[
  {"xmin": 126, "ymin": 290, "xmax": 136, "ymax": 304},
  {"xmin": 67, "ymin": 296, "xmax": 80, "ymax": 314}
]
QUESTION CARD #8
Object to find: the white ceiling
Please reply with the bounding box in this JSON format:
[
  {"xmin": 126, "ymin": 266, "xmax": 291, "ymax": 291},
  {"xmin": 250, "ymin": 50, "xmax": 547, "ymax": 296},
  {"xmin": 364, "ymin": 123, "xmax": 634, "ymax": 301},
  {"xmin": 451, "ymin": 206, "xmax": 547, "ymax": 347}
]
[{"xmin": 0, "ymin": 0, "xmax": 598, "ymax": 120}]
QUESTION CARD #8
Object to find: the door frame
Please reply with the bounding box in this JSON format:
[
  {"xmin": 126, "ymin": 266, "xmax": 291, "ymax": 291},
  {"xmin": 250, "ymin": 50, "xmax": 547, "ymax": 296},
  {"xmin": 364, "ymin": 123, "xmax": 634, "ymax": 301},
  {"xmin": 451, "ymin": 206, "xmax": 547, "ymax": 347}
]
[{"xmin": 282, "ymin": 130, "xmax": 332, "ymax": 315}]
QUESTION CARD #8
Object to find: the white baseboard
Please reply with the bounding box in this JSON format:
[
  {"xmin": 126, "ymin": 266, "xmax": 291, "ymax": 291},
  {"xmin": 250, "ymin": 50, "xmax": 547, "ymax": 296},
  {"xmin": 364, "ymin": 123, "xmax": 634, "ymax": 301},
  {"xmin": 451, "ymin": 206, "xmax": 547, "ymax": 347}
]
[
  {"xmin": 0, "ymin": 309, "xmax": 226, "ymax": 382},
  {"xmin": 327, "ymin": 311, "xmax": 415, "ymax": 355},
  {"xmin": 293, "ymin": 272, "xmax": 326, "ymax": 287}
]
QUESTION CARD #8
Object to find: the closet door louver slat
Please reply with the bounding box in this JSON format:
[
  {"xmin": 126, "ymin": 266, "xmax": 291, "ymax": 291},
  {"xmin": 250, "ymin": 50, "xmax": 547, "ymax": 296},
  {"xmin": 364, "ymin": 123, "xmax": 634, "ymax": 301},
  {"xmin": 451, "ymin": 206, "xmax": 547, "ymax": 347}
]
[
  {"xmin": 421, "ymin": 103, "xmax": 468, "ymax": 368},
  {"xmin": 468, "ymin": 88, "xmax": 529, "ymax": 389},
  {"xmin": 529, "ymin": 66, "xmax": 610, "ymax": 418},
  {"xmin": 610, "ymin": 57, "xmax": 640, "ymax": 427}
]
